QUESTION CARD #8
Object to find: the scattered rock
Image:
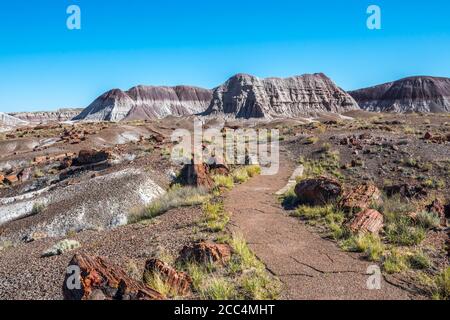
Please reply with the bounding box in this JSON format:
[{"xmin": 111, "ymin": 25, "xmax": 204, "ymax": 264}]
[
  {"xmin": 348, "ymin": 209, "xmax": 384, "ymax": 234},
  {"xmin": 42, "ymin": 239, "xmax": 81, "ymax": 257},
  {"xmin": 340, "ymin": 183, "xmax": 382, "ymax": 212},
  {"xmin": 179, "ymin": 241, "xmax": 232, "ymax": 265},
  {"xmin": 63, "ymin": 254, "xmax": 165, "ymax": 300},
  {"xmin": 4, "ymin": 174, "xmax": 18, "ymax": 185},
  {"xmin": 73, "ymin": 149, "xmax": 110, "ymax": 166},
  {"xmin": 18, "ymin": 167, "xmax": 33, "ymax": 182},
  {"xmin": 294, "ymin": 177, "xmax": 342, "ymax": 206},
  {"xmin": 424, "ymin": 132, "xmax": 433, "ymax": 140},
  {"xmin": 384, "ymin": 184, "xmax": 428, "ymax": 200},
  {"xmin": 33, "ymin": 156, "xmax": 47, "ymax": 164},
  {"xmin": 144, "ymin": 259, "xmax": 192, "ymax": 296}
]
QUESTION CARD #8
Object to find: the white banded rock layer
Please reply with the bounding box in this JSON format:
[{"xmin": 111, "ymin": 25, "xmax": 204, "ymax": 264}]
[
  {"xmin": 74, "ymin": 86, "xmax": 213, "ymax": 122},
  {"xmin": 349, "ymin": 76, "xmax": 450, "ymax": 113},
  {"xmin": 203, "ymin": 73, "xmax": 359, "ymax": 119},
  {"xmin": 0, "ymin": 112, "xmax": 28, "ymax": 131},
  {"xmin": 0, "ymin": 168, "xmax": 166, "ymax": 242}
]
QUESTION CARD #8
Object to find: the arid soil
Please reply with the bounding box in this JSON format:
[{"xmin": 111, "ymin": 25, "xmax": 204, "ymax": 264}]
[
  {"xmin": 226, "ymin": 151, "xmax": 422, "ymax": 299},
  {"xmin": 0, "ymin": 112, "xmax": 448, "ymax": 300}
]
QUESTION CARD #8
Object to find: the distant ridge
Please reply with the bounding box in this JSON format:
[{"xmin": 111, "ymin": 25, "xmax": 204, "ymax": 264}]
[
  {"xmin": 73, "ymin": 86, "xmax": 213, "ymax": 121},
  {"xmin": 10, "ymin": 108, "xmax": 83, "ymax": 123},
  {"xmin": 349, "ymin": 76, "xmax": 450, "ymax": 113}
]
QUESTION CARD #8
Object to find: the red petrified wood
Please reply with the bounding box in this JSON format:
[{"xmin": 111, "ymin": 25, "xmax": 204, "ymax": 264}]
[
  {"xmin": 348, "ymin": 209, "xmax": 384, "ymax": 234},
  {"xmin": 63, "ymin": 254, "xmax": 165, "ymax": 300},
  {"xmin": 144, "ymin": 259, "xmax": 192, "ymax": 296},
  {"xmin": 179, "ymin": 241, "xmax": 232, "ymax": 265}
]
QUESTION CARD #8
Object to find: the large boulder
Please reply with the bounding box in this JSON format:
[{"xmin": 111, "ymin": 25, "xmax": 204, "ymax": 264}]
[
  {"xmin": 348, "ymin": 209, "xmax": 384, "ymax": 234},
  {"xmin": 340, "ymin": 183, "xmax": 382, "ymax": 213},
  {"xmin": 179, "ymin": 241, "xmax": 232, "ymax": 265},
  {"xmin": 294, "ymin": 177, "xmax": 342, "ymax": 206},
  {"xmin": 63, "ymin": 254, "xmax": 165, "ymax": 300},
  {"xmin": 144, "ymin": 259, "xmax": 192, "ymax": 296}
]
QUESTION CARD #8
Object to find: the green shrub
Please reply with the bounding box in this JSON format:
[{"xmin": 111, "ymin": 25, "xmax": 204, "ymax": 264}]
[
  {"xmin": 245, "ymin": 165, "xmax": 261, "ymax": 177},
  {"xmin": 385, "ymin": 216, "xmax": 426, "ymax": 246},
  {"xmin": 202, "ymin": 201, "xmax": 230, "ymax": 232},
  {"xmin": 408, "ymin": 250, "xmax": 431, "ymax": 270},
  {"xmin": 415, "ymin": 211, "xmax": 441, "ymax": 229},
  {"xmin": 432, "ymin": 267, "xmax": 450, "ymax": 300},
  {"xmin": 293, "ymin": 205, "xmax": 335, "ymax": 220},
  {"xmin": 199, "ymin": 277, "xmax": 236, "ymax": 300},
  {"xmin": 232, "ymin": 168, "xmax": 249, "ymax": 183},
  {"xmin": 340, "ymin": 233, "xmax": 384, "ymax": 262},
  {"xmin": 144, "ymin": 271, "xmax": 178, "ymax": 297},
  {"xmin": 382, "ymin": 249, "xmax": 409, "ymax": 274},
  {"xmin": 31, "ymin": 203, "xmax": 46, "ymax": 215},
  {"xmin": 229, "ymin": 234, "xmax": 264, "ymax": 273},
  {"xmin": 213, "ymin": 175, "xmax": 234, "ymax": 190},
  {"xmin": 240, "ymin": 269, "xmax": 281, "ymax": 300}
]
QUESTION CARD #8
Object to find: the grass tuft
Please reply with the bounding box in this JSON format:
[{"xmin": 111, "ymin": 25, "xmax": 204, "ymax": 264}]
[
  {"xmin": 129, "ymin": 186, "xmax": 209, "ymax": 223},
  {"xmin": 340, "ymin": 233, "xmax": 384, "ymax": 262}
]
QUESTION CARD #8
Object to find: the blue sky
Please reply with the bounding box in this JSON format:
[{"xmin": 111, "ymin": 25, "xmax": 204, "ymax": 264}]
[{"xmin": 0, "ymin": 0, "xmax": 449, "ymax": 112}]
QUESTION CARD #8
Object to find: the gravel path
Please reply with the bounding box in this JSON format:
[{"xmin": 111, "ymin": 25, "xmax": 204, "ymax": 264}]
[{"xmin": 226, "ymin": 149, "xmax": 423, "ymax": 300}]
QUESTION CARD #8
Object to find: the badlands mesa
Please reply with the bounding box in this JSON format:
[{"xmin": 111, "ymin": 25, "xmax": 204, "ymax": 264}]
[{"xmin": 0, "ymin": 73, "xmax": 449, "ymax": 300}]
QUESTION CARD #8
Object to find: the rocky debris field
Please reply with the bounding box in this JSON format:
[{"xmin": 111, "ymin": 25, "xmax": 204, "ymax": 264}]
[
  {"xmin": 0, "ymin": 112, "xmax": 449, "ymax": 300},
  {"xmin": 278, "ymin": 111, "xmax": 449, "ymax": 299}
]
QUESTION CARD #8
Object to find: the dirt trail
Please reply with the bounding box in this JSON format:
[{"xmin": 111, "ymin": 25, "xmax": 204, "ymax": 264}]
[{"xmin": 225, "ymin": 149, "xmax": 421, "ymax": 300}]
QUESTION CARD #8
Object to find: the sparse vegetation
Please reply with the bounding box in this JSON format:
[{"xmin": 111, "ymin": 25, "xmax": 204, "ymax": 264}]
[
  {"xmin": 382, "ymin": 248, "xmax": 409, "ymax": 274},
  {"xmin": 298, "ymin": 153, "xmax": 342, "ymax": 180},
  {"xmin": 0, "ymin": 241, "xmax": 13, "ymax": 252},
  {"xmin": 213, "ymin": 174, "xmax": 234, "ymax": 190},
  {"xmin": 129, "ymin": 186, "xmax": 209, "ymax": 223},
  {"xmin": 178, "ymin": 234, "xmax": 280, "ymax": 300},
  {"xmin": 430, "ymin": 267, "xmax": 450, "ymax": 300},
  {"xmin": 42, "ymin": 239, "xmax": 81, "ymax": 257},
  {"xmin": 281, "ymin": 187, "xmax": 299, "ymax": 209},
  {"xmin": 199, "ymin": 277, "xmax": 236, "ymax": 300},
  {"xmin": 31, "ymin": 202, "xmax": 46, "ymax": 215},
  {"xmin": 340, "ymin": 233, "xmax": 384, "ymax": 262},
  {"xmin": 144, "ymin": 271, "xmax": 179, "ymax": 298},
  {"xmin": 201, "ymin": 201, "xmax": 230, "ymax": 232},
  {"xmin": 385, "ymin": 216, "xmax": 426, "ymax": 246},
  {"xmin": 304, "ymin": 136, "xmax": 319, "ymax": 145},
  {"xmin": 415, "ymin": 211, "xmax": 441, "ymax": 229},
  {"xmin": 232, "ymin": 167, "xmax": 250, "ymax": 183},
  {"xmin": 408, "ymin": 250, "xmax": 431, "ymax": 270},
  {"xmin": 293, "ymin": 204, "xmax": 347, "ymax": 241}
]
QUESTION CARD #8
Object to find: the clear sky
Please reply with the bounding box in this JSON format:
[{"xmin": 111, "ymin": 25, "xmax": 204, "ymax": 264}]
[{"xmin": 0, "ymin": 0, "xmax": 449, "ymax": 112}]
